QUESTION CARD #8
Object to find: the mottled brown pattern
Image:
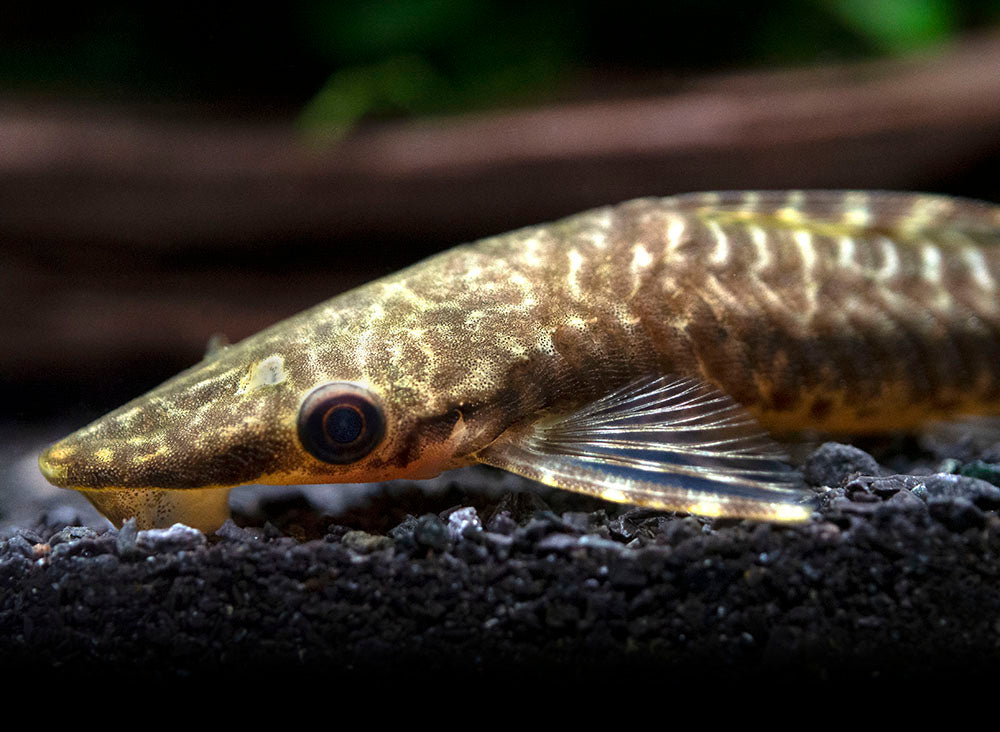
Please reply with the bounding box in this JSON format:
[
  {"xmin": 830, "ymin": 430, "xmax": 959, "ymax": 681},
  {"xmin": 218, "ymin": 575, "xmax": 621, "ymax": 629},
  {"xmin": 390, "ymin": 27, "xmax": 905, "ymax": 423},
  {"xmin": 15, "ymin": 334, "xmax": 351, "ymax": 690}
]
[{"xmin": 38, "ymin": 191, "xmax": 1000, "ymax": 527}]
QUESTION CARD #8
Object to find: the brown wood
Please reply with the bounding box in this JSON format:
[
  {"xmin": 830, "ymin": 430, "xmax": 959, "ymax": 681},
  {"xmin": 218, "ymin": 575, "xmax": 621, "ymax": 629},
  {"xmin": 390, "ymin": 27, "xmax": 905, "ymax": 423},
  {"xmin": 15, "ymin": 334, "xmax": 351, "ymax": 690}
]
[
  {"xmin": 3, "ymin": 32, "xmax": 1000, "ymax": 390},
  {"xmin": 3, "ymin": 32, "xmax": 1000, "ymax": 248}
]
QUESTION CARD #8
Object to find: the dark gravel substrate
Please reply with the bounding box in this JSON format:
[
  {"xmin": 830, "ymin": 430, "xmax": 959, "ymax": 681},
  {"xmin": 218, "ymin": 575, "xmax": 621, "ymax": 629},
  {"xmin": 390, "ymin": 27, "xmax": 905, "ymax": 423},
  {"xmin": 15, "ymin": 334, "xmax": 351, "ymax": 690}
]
[{"xmin": 3, "ymin": 442, "xmax": 1000, "ymax": 688}]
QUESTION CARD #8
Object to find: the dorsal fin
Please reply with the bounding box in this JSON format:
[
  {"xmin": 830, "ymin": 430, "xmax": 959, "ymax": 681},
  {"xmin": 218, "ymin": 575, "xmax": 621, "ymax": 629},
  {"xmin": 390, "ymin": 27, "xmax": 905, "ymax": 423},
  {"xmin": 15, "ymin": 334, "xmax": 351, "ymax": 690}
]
[
  {"xmin": 203, "ymin": 332, "xmax": 231, "ymax": 360},
  {"xmin": 477, "ymin": 375, "xmax": 815, "ymax": 522},
  {"xmin": 678, "ymin": 191, "xmax": 1000, "ymax": 247}
]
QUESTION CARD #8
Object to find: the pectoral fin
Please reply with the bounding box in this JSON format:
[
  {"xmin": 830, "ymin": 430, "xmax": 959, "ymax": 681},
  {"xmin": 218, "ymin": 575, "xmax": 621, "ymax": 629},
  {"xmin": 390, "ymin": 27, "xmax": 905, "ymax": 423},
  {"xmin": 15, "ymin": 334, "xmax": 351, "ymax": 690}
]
[
  {"xmin": 79, "ymin": 486, "xmax": 233, "ymax": 533},
  {"xmin": 476, "ymin": 375, "xmax": 815, "ymax": 522}
]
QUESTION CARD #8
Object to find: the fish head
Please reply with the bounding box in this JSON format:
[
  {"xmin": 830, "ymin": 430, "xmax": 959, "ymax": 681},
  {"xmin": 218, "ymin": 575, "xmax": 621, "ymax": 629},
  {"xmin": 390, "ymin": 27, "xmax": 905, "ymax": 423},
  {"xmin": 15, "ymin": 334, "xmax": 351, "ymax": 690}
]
[
  {"xmin": 38, "ymin": 341, "xmax": 323, "ymax": 496},
  {"xmin": 37, "ymin": 284, "xmax": 519, "ymax": 509}
]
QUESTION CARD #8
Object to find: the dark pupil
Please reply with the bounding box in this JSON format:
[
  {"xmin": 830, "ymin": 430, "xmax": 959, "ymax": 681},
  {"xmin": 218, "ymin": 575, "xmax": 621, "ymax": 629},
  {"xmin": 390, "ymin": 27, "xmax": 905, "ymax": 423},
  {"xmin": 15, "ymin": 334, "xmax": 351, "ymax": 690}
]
[{"xmin": 324, "ymin": 406, "xmax": 364, "ymax": 444}]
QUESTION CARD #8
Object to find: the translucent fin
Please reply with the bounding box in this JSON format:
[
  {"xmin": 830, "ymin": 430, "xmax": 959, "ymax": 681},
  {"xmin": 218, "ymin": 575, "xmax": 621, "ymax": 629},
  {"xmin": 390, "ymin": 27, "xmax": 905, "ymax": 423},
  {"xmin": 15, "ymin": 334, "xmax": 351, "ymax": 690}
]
[
  {"xmin": 204, "ymin": 332, "xmax": 231, "ymax": 360},
  {"xmin": 79, "ymin": 486, "xmax": 232, "ymax": 533},
  {"xmin": 477, "ymin": 375, "xmax": 815, "ymax": 522}
]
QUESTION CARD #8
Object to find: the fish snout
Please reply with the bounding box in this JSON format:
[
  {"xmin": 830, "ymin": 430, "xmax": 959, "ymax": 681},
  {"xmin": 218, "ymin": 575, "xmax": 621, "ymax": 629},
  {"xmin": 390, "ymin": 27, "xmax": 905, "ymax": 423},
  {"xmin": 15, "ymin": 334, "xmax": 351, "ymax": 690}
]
[
  {"xmin": 39, "ymin": 433, "xmax": 136, "ymax": 489},
  {"xmin": 38, "ymin": 441, "xmax": 75, "ymax": 488},
  {"xmin": 39, "ymin": 417, "xmax": 289, "ymax": 491}
]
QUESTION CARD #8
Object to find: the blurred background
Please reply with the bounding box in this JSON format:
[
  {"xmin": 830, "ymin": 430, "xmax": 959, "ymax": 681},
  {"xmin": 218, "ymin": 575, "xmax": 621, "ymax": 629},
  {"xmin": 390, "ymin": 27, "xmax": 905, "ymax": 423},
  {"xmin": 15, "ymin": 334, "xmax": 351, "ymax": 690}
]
[{"xmin": 3, "ymin": 0, "xmax": 1000, "ymax": 525}]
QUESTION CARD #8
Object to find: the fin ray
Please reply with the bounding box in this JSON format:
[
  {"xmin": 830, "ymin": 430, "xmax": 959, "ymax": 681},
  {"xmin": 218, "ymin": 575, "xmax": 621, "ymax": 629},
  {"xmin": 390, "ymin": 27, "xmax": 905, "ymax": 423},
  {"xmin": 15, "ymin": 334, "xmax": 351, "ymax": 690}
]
[{"xmin": 478, "ymin": 375, "xmax": 815, "ymax": 522}]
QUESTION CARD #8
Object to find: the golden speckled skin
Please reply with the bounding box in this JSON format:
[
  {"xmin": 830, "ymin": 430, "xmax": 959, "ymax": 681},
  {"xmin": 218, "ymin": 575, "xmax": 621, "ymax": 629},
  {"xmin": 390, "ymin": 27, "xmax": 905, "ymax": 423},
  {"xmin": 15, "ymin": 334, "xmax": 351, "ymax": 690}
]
[{"xmin": 39, "ymin": 191, "xmax": 1000, "ymax": 529}]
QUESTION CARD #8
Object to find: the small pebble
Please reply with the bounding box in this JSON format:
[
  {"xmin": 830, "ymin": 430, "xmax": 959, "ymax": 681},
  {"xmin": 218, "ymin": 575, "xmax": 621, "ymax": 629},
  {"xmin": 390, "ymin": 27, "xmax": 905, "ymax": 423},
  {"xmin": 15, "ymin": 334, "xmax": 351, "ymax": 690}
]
[
  {"xmin": 48, "ymin": 526, "xmax": 98, "ymax": 546},
  {"xmin": 920, "ymin": 473, "xmax": 1000, "ymax": 509},
  {"xmin": 116, "ymin": 518, "xmax": 142, "ymax": 559},
  {"xmin": 215, "ymin": 519, "xmax": 256, "ymax": 543},
  {"xmin": 535, "ymin": 533, "xmax": 579, "ymax": 554},
  {"xmin": 578, "ymin": 535, "xmax": 625, "ymax": 553},
  {"xmin": 485, "ymin": 510, "xmax": 517, "ymax": 535},
  {"xmin": 928, "ymin": 497, "xmax": 987, "ymax": 532},
  {"xmin": 3, "ymin": 535, "xmax": 36, "ymax": 559},
  {"xmin": 445, "ymin": 507, "xmax": 482, "ymax": 538},
  {"xmin": 342, "ymin": 530, "xmax": 393, "ymax": 553},
  {"xmin": 135, "ymin": 523, "xmax": 207, "ymax": 554},
  {"xmin": 804, "ymin": 443, "xmax": 882, "ymax": 487},
  {"xmin": 413, "ymin": 514, "xmax": 450, "ymax": 552}
]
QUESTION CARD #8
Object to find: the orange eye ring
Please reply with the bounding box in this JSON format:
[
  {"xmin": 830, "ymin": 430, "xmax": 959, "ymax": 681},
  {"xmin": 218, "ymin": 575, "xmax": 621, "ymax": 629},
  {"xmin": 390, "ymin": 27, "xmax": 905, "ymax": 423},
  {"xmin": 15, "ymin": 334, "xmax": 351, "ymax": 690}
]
[{"xmin": 298, "ymin": 383, "xmax": 385, "ymax": 464}]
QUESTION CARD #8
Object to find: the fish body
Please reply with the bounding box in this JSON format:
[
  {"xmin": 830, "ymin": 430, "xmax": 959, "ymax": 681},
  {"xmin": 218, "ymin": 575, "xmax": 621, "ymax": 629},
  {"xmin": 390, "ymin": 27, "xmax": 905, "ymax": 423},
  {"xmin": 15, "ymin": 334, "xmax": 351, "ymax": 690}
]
[{"xmin": 38, "ymin": 191, "xmax": 1000, "ymax": 531}]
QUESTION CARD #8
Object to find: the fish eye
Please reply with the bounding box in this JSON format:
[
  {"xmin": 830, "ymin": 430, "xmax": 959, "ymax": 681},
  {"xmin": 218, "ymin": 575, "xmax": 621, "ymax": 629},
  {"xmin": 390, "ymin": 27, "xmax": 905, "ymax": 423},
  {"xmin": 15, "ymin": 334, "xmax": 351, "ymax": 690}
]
[{"xmin": 298, "ymin": 383, "xmax": 385, "ymax": 464}]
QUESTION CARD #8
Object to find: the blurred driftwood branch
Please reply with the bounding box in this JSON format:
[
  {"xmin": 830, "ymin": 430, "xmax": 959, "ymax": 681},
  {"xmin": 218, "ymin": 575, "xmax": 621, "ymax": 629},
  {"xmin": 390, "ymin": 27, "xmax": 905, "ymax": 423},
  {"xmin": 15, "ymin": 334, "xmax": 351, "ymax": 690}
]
[
  {"xmin": 2, "ymin": 32, "xmax": 1000, "ymax": 398},
  {"xmin": 2, "ymin": 31, "xmax": 999, "ymax": 249}
]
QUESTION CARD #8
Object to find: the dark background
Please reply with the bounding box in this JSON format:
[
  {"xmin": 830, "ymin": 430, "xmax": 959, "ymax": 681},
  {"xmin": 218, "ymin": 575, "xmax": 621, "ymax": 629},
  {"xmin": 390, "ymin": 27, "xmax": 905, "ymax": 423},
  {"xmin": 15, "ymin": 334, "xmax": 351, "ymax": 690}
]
[{"xmin": 3, "ymin": 1, "xmax": 1000, "ymax": 492}]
